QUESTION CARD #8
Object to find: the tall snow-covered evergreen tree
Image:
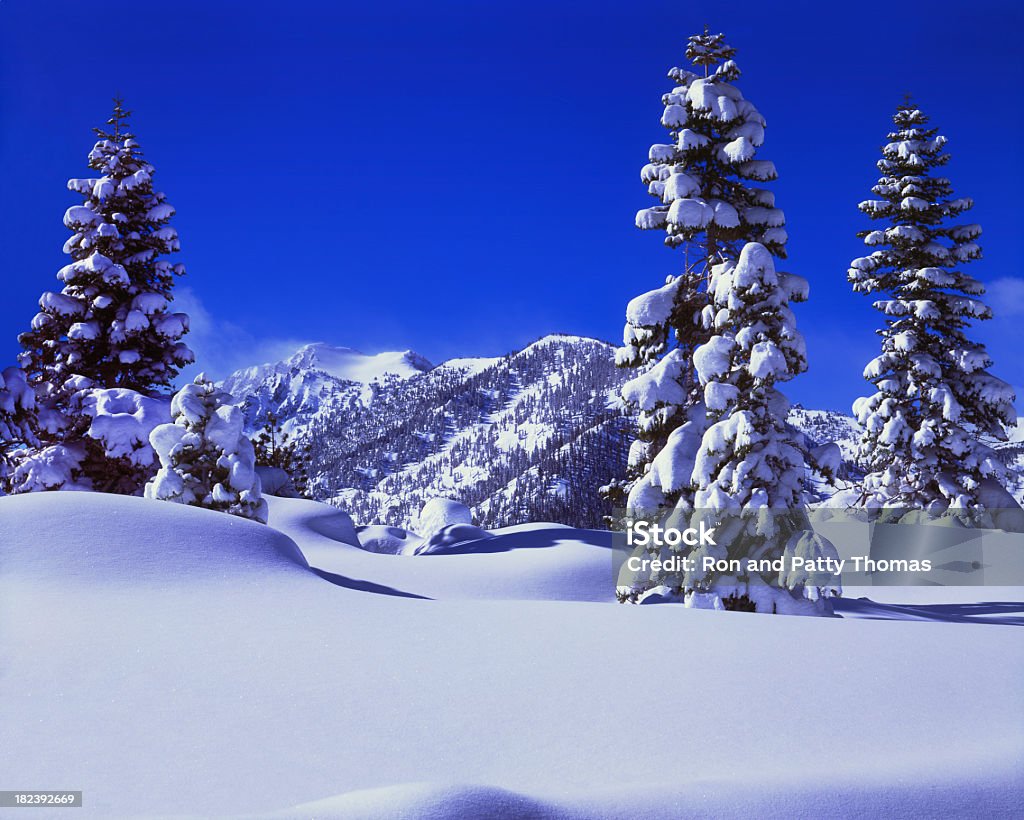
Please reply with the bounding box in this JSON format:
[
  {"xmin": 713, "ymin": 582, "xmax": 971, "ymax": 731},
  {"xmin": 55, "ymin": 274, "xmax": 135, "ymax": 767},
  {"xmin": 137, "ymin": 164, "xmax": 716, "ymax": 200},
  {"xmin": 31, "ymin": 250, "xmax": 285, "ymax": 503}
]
[
  {"xmin": 848, "ymin": 102, "xmax": 1016, "ymax": 512},
  {"xmin": 613, "ymin": 29, "xmax": 788, "ymax": 520},
  {"xmin": 11, "ymin": 99, "xmax": 193, "ymax": 493}
]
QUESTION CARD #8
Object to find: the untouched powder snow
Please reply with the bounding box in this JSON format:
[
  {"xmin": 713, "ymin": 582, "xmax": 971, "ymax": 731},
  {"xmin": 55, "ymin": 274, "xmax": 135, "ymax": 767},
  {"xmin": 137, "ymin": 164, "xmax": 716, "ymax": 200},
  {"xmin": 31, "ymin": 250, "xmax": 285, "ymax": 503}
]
[
  {"xmin": 273, "ymin": 496, "xmax": 616, "ymax": 601},
  {"xmin": 0, "ymin": 492, "xmax": 1021, "ymax": 818}
]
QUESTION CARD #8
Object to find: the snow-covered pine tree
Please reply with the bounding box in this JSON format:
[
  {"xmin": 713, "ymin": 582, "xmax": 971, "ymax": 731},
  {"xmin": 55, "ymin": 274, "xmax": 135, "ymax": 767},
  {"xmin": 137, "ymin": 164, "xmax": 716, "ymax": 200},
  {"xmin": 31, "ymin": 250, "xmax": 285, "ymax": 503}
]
[
  {"xmin": 13, "ymin": 99, "xmax": 193, "ymax": 493},
  {"xmin": 146, "ymin": 375, "xmax": 268, "ymax": 523},
  {"xmin": 848, "ymin": 102, "xmax": 1016, "ymax": 513},
  {"xmin": 614, "ymin": 29, "xmax": 788, "ymax": 524},
  {"xmin": 684, "ymin": 242, "xmax": 838, "ymax": 612},
  {"xmin": 252, "ymin": 410, "xmax": 310, "ymax": 496},
  {"xmin": 692, "ymin": 243, "xmax": 808, "ymax": 510}
]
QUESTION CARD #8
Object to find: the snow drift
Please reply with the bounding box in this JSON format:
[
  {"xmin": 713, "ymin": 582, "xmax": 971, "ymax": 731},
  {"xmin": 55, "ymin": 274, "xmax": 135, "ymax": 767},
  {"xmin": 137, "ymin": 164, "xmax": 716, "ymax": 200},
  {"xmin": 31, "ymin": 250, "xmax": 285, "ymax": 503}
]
[{"xmin": 0, "ymin": 492, "xmax": 1020, "ymax": 818}]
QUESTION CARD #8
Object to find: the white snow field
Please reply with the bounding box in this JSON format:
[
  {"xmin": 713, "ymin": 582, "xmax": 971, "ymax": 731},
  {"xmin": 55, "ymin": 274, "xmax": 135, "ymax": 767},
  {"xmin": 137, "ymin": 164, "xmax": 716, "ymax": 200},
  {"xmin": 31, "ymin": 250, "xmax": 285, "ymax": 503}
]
[{"xmin": 1, "ymin": 493, "xmax": 1021, "ymax": 818}]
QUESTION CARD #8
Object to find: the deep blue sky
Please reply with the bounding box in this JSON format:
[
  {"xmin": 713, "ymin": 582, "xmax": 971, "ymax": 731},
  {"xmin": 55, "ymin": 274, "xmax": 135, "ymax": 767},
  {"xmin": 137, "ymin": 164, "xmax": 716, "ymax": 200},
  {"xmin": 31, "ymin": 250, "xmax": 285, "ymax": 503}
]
[{"xmin": 1, "ymin": 0, "xmax": 1021, "ymax": 412}]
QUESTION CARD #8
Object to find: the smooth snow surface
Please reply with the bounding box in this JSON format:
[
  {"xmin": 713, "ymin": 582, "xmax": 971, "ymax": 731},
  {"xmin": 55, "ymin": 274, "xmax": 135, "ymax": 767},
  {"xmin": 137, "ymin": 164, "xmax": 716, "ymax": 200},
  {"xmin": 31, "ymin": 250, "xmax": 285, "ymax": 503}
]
[
  {"xmin": 275, "ymin": 496, "xmax": 615, "ymax": 600},
  {"xmin": 0, "ymin": 492, "xmax": 1021, "ymax": 818}
]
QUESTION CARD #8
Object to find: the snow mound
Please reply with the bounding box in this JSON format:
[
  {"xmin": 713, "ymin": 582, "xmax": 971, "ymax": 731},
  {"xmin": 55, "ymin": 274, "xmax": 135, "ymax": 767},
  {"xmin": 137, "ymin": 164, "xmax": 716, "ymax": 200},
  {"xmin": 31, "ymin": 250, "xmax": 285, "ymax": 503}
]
[
  {"xmin": 637, "ymin": 585, "xmax": 685, "ymax": 605},
  {"xmin": 269, "ymin": 782, "xmax": 556, "ymax": 820},
  {"xmin": 301, "ymin": 504, "xmax": 361, "ymax": 547},
  {"xmin": 412, "ymin": 523, "xmax": 495, "ymax": 555},
  {"xmin": 0, "ymin": 492, "xmax": 306, "ymax": 583},
  {"xmin": 267, "ymin": 773, "xmax": 1024, "ymax": 820},
  {"xmin": 357, "ymin": 524, "xmax": 423, "ymax": 554},
  {"xmin": 269, "ymin": 497, "xmax": 616, "ymax": 602},
  {"xmin": 416, "ymin": 497, "xmax": 472, "ymax": 537}
]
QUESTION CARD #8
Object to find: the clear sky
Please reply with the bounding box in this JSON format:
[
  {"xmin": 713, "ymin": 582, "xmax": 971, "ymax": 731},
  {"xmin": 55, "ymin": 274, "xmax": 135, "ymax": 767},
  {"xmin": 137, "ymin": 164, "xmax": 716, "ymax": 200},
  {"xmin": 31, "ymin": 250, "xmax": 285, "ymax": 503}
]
[{"xmin": 1, "ymin": 0, "xmax": 1021, "ymax": 412}]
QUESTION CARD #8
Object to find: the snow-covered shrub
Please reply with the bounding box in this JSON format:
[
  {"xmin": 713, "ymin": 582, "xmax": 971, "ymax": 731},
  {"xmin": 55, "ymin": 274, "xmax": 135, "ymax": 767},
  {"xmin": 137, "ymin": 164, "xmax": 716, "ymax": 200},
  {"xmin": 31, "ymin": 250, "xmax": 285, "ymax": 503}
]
[
  {"xmin": 778, "ymin": 531, "xmax": 842, "ymax": 602},
  {"xmin": 145, "ymin": 375, "xmax": 267, "ymax": 523},
  {"xmin": 406, "ymin": 498, "xmax": 496, "ymax": 555},
  {"xmin": 611, "ymin": 29, "xmax": 789, "ymax": 533},
  {"xmin": 10, "ymin": 99, "xmax": 193, "ymax": 495},
  {"xmin": 848, "ymin": 103, "xmax": 1017, "ymax": 513},
  {"xmin": 357, "ymin": 525, "xmax": 422, "ymax": 555},
  {"xmin": 974, "ymin": 480, "xmax": 1024, "ymax": 532}
]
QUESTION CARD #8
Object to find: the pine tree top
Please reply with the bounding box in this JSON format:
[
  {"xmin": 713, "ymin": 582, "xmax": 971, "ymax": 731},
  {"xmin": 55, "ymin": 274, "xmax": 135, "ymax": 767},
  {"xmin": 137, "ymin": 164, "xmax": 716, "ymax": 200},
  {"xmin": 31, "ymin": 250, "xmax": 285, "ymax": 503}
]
[
  {"xmin": 635, "ymin": 28, "xmax": 783, "ymax": 261},
  {"xmin": 94, "ymin": 97, "xmax": 136, "ymax": 142},
  {"xmin": 890, "ymin": 98, "xmax": 931, "ymax": 131},
  {"xmin": 685, "ymin": 26, "xmax": 738, "ymax": 78}
]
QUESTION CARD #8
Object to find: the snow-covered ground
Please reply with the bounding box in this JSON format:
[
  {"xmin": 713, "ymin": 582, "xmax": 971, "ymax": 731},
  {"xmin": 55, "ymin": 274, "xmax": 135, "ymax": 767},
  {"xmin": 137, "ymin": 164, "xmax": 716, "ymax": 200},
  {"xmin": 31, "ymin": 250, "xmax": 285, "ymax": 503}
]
[{"xmin": 1, "ymin": 492, "xmax": 1021, "ymax": 818}]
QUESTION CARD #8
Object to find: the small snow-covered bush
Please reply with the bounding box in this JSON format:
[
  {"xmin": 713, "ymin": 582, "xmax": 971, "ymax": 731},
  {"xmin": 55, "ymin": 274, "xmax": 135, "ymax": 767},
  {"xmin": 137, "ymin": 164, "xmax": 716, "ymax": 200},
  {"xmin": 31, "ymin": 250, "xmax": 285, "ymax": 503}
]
[{"xmin": 145, "ymin": 374, "xmax": 267, "ymax": 523}]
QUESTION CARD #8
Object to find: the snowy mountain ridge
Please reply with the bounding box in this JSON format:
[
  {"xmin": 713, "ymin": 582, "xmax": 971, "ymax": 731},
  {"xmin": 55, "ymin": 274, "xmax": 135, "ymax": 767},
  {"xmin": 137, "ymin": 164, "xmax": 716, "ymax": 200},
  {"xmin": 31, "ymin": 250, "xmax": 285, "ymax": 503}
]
[
  {"xmin": 220, "ymin": 335, "xmax": 849, "ymax": 528},
  {"xmin": 220, "ymin": 342, "xmax": 434, "ymax": 434},
  {"xmin": 308, "ymin": 334, "xmax": 630, "ymax": 529},
  {"xmin": 222, "ymin": 342, "xmax": 432, "ymax": 395},
  {"xmin": 221, "ymin": 334, "xmax": 628, "ymax": 528},
  {"xmin": 220, "ymin": 335, "xmax": 1022, "ymax": 529},
  {"xmin": 288, "ymin": 343, "xmax": 434, "ymax": 383}
]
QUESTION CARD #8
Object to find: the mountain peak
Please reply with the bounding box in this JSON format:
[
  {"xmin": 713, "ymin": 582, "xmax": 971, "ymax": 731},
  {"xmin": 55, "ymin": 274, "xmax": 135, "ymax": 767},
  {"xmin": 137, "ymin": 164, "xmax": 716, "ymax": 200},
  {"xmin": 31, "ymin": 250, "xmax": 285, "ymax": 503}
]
[
  {"xmin": 286, "ymin": 343, "xmax": 433, "ymax": 383},
  {"xmin": 520, "ymin": 334, "xmax": 614, "ymax": 353}
]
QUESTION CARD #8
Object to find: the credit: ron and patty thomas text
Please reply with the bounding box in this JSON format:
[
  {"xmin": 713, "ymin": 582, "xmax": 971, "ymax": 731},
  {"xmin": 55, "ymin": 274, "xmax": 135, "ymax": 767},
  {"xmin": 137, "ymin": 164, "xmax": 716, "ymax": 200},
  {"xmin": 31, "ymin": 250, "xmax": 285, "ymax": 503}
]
[{"xmin": 623, "ymin": 520, "xmax": 933, "ymax": 575}]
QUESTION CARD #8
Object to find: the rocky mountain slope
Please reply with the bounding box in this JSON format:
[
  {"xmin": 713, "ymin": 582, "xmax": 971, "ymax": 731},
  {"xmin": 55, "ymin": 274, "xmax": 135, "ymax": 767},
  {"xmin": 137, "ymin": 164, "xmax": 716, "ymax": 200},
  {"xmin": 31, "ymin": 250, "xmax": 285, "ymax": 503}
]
[{"xmin": 222, "ymin": 335, "xmax": 631, "ymax": 528}]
